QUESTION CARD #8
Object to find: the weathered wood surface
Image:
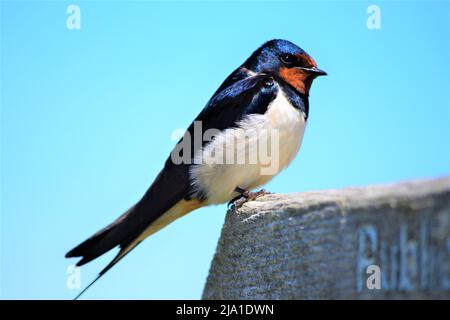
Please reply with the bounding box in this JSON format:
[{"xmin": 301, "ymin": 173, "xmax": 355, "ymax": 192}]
[{"xmin": 202, "ymin": 177, "xmax": 450, "ymax": 299}]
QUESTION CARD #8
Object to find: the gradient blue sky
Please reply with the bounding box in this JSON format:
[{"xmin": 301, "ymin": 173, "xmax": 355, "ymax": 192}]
[{"xmin": 1, "ymin": 0, "xmax": 449, "ymax": 299}]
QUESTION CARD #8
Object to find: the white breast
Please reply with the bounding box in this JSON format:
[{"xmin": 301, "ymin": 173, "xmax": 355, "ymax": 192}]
[{"xmin": 190, "ymin": 88, "xmax": 306, "ymax": 204}]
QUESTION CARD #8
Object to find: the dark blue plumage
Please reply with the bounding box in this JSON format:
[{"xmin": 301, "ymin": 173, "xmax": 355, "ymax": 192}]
[{"xmin": 243, "ymin": 39, "xmax": 306, "ymax": 73}]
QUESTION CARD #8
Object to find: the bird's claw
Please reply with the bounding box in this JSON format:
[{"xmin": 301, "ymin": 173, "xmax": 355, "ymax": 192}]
[{"xmin": 228, "ymin": 189, "xmax": 272, "ymax": 210}]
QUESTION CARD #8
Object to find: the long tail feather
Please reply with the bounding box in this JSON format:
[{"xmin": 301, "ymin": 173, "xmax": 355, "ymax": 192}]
[{"xmin": 73, "ymin": 241, "xmax": 142, "ymax": 300}]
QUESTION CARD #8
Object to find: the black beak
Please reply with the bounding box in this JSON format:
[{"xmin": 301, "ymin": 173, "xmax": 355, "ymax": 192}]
[{"xmin": 297, "ymin": 66, "xmax": 327, "ymax": 76}]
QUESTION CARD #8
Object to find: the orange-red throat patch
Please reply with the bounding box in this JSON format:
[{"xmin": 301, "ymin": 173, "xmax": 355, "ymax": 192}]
[
  {"xmin": 279, "ymin": 53, "xmax": 317, "ymax": 95},
  {"xmin": 279, "ymin": 67, "xmax": 313, "ymax": 95},
  {"xmin": 279, "ymin": 53, "xmax": 318, "ymax": 95}
]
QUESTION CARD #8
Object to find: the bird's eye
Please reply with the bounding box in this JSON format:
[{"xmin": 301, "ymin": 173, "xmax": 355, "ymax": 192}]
[{"xmin": 280, "ymin": 54, "xmax": 296, "ymax": 66}]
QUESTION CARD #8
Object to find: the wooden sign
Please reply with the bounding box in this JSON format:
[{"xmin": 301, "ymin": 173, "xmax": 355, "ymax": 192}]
[{"xmin": 203, "ymin": 177, "xmax": 450, "ymax": 299}]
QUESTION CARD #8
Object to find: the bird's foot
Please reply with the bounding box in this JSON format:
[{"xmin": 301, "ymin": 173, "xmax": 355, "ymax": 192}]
[{"xmin": 228, "ymin": 189, "xmax": 272, "ymax": 210}]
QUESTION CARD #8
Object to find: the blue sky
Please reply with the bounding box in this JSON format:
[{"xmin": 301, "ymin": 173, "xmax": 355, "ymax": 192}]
[{"xmin": 1, "ymin": 0, "xmax": 449, "ymax": 299}]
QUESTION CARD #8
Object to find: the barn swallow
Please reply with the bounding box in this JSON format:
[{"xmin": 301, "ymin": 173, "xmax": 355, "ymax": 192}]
[{"xmin": 66, "ymin": 39, "xmax": 326, "ymax": 298}]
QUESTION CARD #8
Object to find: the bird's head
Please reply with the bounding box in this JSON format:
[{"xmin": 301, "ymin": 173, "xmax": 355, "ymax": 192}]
[{"xmin": 243, "ymin": 39, "xmax": 326, "ymax": 95}]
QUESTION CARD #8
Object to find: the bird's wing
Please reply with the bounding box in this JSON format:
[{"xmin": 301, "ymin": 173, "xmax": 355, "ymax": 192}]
[
  {"xmin": 66, "ymin": 72, "xmax": 279, "ymax": 298},
  {"xmin": 194, "ymin": 72, "xmax": 277, "ymax": 130}
]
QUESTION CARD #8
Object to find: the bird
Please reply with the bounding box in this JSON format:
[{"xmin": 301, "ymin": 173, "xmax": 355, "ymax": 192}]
[{"xmin": 66, "ymin": 39, "xmax": 326, "ymax": 298}]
